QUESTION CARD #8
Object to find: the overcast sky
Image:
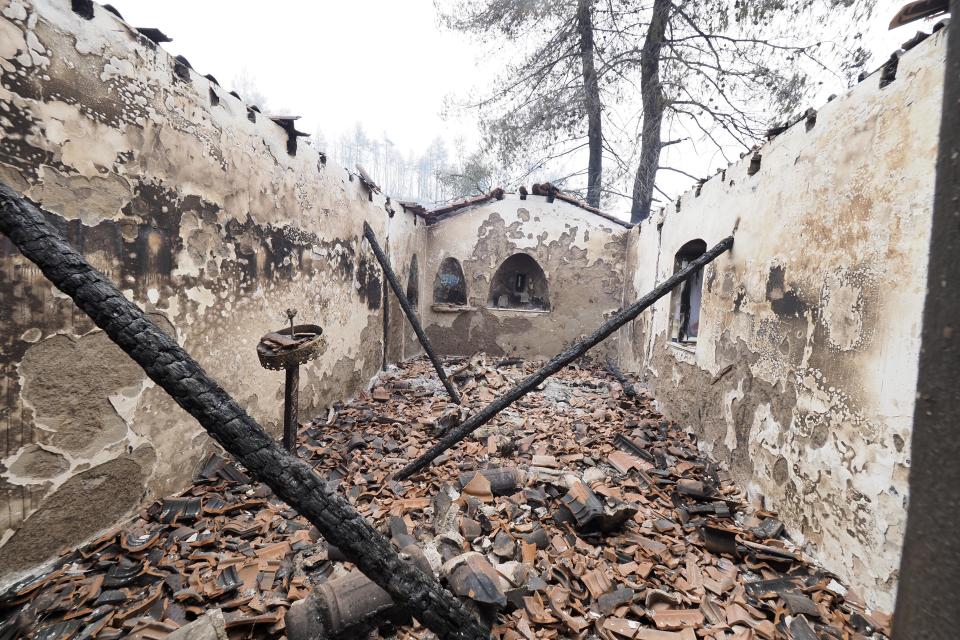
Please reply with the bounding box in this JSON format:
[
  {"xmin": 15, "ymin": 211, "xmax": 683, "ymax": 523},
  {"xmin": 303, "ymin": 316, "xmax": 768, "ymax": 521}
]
[
  {"xmin": 109, "ymin": 0, "xmax": 941, "ymax": 208},
  {"xmin": 109, "ymin": 0, "xmax": 484, "ymax": 154}
]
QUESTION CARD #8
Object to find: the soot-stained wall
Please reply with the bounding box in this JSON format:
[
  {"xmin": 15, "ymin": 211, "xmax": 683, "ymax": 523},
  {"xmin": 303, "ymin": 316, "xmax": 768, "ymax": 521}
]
[
  {"xmin": 0, "ymin": 0, "xmax": 948, "ymax": 615},
  {"xmin": 421, "ymin": 196, "xmax": 629, "ymax": 360},
  {"xmin": 0, "ymin": 0, "xmax": 419, "ymax": 582},
  {"xmin": 620, "ymin": 32, "xmax": 946, "ymax": 611}
]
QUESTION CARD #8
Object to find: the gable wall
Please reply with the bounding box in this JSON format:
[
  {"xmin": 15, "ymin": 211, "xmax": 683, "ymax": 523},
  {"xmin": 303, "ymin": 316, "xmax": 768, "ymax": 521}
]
[{"xmin": 422, "ymin": 196, "xmax": 629, "ymax": 360}]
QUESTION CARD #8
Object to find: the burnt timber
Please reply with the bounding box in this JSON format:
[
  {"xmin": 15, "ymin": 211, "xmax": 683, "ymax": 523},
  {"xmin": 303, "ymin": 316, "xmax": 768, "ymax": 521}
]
[
  {"xmin": 395, "ymin": 235, "xmax": 734, "ymax": 480},
  {"xmin": 0, "ymin": 182, "xmax": 488, "ymax": 640}
]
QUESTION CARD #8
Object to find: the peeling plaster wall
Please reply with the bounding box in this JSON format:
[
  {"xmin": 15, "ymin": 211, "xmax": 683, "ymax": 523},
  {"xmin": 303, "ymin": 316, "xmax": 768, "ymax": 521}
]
[
  {"xmin": 384, "ymin": 207, "xmax": 426, "ymax": 365},
  {"xmin": 621, "ymin": 34, "xmax": 946, "ymax": 611},
  {"xmin": 422, "ymin": 196, "xmax": 628, "ymax": 359},
  {"xmin": 0, "ymin": 0, "xmax": 418, "ymax": 582}
]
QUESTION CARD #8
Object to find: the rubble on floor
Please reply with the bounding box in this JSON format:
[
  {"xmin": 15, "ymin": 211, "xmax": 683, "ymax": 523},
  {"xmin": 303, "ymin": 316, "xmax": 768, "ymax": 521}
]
[{"xmin": 0, "ymin": 355, "xmax": 891, "ymax": 639}]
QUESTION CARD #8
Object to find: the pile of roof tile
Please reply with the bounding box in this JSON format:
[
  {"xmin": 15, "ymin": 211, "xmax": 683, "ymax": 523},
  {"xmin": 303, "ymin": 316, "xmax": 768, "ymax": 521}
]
[{"xmin": 0, "ymin": 355, "xmax": 891, "ymax": 639}]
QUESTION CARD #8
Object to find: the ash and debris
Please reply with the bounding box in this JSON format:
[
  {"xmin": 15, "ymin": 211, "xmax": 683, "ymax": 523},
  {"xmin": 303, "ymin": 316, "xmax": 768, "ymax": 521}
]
[{"xmin": 0, "ymin": 355, "xmax": 890, "ymax": 640}]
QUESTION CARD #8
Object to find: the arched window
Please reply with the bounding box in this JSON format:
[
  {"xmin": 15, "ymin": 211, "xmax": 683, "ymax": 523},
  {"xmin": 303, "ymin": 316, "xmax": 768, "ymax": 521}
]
[
  {"xmin": 406, "ymin": 255, "xmax": 419, "ymax": 307},
  {"xmin": 433, "ymin": 257, "xmax": 467, "ymax": 305},
  {"xmin": 669, "ymin": 239, "xmax": 707, "ymax": 344},
  {"xmin": 488, "ymin": 253, "xmax": 550, "ymax": 311}
]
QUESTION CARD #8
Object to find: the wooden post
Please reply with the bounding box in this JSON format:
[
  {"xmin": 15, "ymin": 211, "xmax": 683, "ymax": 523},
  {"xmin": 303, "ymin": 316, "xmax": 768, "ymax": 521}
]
[
  {"xmin": 0, "ymin": 182, "xmax": 488, "ymax": 640},
  {"xmin": 395, "ymin": 235, "xmax": 734, "ymax": 480},
  {"xmin": 363, "ymin": 222, "xmax": 462, "ymax": 404}
]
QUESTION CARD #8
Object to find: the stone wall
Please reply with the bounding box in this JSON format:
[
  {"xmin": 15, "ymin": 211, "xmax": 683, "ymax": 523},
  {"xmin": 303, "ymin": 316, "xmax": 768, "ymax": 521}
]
[
  {"xmin": 422, "ymin": 196, "xmax": 629, "ymax": 359},
  {"xmin": 0, "ymin": 0, "xmax": 421, "ymax": 582},
  {"xmin": 620, "ymin": 32, "xmax": 947, "ymax": 611}
]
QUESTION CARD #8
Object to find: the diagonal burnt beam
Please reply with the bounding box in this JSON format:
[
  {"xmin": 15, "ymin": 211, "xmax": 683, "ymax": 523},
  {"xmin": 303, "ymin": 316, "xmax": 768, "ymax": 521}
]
[
  {"xmin": 0, "ymin": 183, "xmax": 488, "ymax": 640},
  {"xmin": 395, "ymin": 235, "xmax": 734, "ymax": 480},
  {"xmin": 363, "ymin": 221, "xmax": 462, "ymax": 404}
]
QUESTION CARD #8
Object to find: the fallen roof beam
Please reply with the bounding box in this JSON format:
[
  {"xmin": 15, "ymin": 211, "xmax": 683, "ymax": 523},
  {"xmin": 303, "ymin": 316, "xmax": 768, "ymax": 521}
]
[
  {"xmin": 364, "ymin": 221, "xmax": 462, "ymax": 404},
  {"xmin": 395, "ymin": 235, "xmax": 734, "ymax": 480},
  {"xmin": 0, "ymin": 182, "xmax": 487, "ymax": 640}
]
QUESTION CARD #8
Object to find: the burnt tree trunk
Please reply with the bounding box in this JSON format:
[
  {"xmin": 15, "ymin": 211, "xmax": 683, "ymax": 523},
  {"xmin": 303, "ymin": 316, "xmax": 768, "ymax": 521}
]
[
  {"xmin": 630, "ymin": 0, "xmax": 670, "ymax": 224},
  {"xmin": 577, "ymin": 0, "xmax": 603, "ymax": 208},
  {"xmin": 0, "ymin": 182, "xmax": 488, "ymax": 640},
  {"xmin": 396, "ymin": 235, "xmax": 734, "ymax": 480}
]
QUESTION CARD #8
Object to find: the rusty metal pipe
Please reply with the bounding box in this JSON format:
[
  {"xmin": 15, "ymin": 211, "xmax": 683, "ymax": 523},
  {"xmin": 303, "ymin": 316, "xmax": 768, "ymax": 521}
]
[
  {"xmin": 257, "ymin": 309, "xmax": 322, "ymax": 456},
  {"xmin": 283, "ymin": 363, "xmax": 299, "ymax": 453}
]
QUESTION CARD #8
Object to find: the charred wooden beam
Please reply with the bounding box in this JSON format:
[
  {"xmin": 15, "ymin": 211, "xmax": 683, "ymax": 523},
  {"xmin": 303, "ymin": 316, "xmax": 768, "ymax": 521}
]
[
  {"xmin": 395, "ymin": 235, "xmax": 734, "ymax": 480},
  {"xmin": 363, "ymin": 222, "xmax": 462, "ymax": 404},
  {"xmin": 0, "ymin": 183, "xmax": 487, "ymax": 640}
]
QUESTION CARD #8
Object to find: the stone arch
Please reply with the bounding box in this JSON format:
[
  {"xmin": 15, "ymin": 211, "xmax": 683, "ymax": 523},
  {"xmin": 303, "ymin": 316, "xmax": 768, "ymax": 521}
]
[
  {"xmin": 487, "ymin": 253, "xmax": 550, "ymax": 311},
  {"xmin": 433, "ymin": 257, "xmax": 467, "ymax": 305},
  {"xmin": 669, "ymin": 239, "xmax": 707, "ymax": 343}
]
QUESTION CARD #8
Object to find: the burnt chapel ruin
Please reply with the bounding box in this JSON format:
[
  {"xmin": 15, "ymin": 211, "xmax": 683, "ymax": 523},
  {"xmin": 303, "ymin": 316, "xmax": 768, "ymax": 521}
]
[{"xmin": 0, "ymin": 0, "xmax": 958, "ymax": 639}]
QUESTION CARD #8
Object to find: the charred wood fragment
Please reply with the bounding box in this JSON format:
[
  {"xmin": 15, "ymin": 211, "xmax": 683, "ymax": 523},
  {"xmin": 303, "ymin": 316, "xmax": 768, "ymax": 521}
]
[
  {"xmin": 0, "ymin": 182, "xmax": 487, "ymax": 640},
  {"xmin": 880, "ymin": 51, "xmax": 901, "ymax": 88},
  {"xmin": 395, "ymin": 235, "xmax": 734, "ymax": 480},
  {"xmin": 604, "ymin": 358, "xmax": 637, "ymax": 398},
  {"xmin": 173, "ymin": 55, "xmax": 192, "ymax": 82},
  {"xmin": 136, "ymin": 28, "xmax": 172, "ymax": 45},
  {"xmin": 71, "ymin": 0, "xmax": 94, "ymax": 20},
  {"xmin": 268, "ymin": 116, "xmax": 309, "ymax": 157}
]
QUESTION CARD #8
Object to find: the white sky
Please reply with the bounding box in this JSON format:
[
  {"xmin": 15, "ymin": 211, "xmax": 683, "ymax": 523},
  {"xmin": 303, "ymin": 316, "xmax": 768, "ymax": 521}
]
[
  {"xmin": 109, "ymin": 0, "xmax": 942, "ymax": 209},
  {"xmin": 109, "ymin": 0, "xmax": 484, "ymax": 155}
]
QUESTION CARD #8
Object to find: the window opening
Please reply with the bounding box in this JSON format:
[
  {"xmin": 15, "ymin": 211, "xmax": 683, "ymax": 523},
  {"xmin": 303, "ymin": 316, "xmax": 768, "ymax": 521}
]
[{"xmin": 669, "ymin": 239, "xmax": 707, "ymax": 344}]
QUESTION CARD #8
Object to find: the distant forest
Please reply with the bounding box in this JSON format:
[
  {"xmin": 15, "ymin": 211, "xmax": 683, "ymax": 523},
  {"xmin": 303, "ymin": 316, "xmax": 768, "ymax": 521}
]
[{"xmin": 308, "ymin": 126, "xmax": 498, "ymax": 206}]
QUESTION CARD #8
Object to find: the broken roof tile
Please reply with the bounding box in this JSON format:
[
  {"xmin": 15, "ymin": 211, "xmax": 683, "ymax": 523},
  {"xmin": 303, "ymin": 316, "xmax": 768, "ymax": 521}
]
[{"xmin": 2, "ymin": 355, "xmax": 885, "ymax": 640}]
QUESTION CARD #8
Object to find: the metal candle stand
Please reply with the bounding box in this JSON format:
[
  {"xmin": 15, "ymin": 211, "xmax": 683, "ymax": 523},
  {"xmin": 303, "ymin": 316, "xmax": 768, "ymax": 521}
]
[{"xmin": 256, "ymin": 309, "xmax": 325, "ymax": 454}]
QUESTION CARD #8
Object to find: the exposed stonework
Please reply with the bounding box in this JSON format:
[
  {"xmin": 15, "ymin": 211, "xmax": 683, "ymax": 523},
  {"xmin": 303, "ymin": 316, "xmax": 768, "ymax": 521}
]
[
  {"xmin": 0, "ymin": 457, "xmax": 149, "ymax": 575},
  {"xmin": 620, "ymin": 32, "xmax": 947, "ymax": 611},
  {"xmin": 19, "ymin": 331, "xmax": 145, "ymax": 457},
  {"xmin": 6, "ymin": 444, "xmax": 68, "ymax": 479}
]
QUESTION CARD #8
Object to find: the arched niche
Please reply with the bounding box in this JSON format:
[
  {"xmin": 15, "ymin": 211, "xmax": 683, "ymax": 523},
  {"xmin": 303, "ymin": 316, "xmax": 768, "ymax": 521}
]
[
  {"xmin": 669, "ymin": 239, "xmax": 707, "ymax": 343},
  {"xmin": 433, "ymin": 257, "xmax": 467, "ymax": 305},
  {"xmin": 487, "ymin": 253, "xmax": 550, "ymax": 311},
  {"xmin": 406, "ymin": 255, "xmax": 419, "ymax": 307}
]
